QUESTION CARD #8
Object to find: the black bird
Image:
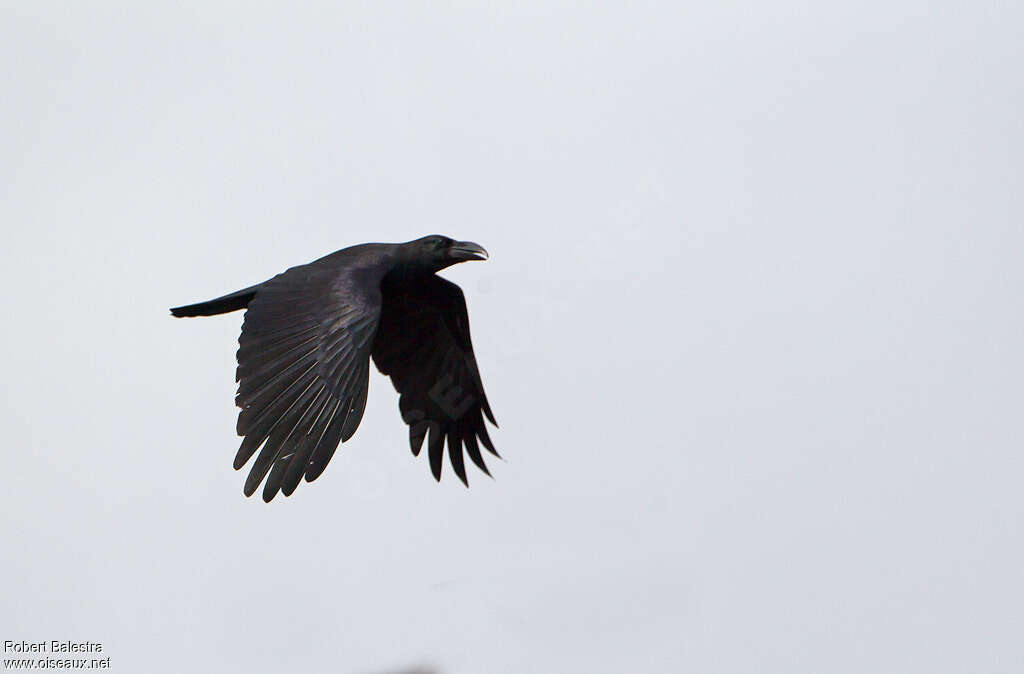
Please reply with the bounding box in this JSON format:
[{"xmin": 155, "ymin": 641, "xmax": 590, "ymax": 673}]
[{"xmin": 171, "ymin": 235, "xmax": 498, "ymax": 502}]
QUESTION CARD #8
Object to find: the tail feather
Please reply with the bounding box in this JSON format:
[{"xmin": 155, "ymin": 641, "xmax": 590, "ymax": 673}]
[{"xmin": 170, "ymin": 285, "xmax": 260, "ymax": 317}]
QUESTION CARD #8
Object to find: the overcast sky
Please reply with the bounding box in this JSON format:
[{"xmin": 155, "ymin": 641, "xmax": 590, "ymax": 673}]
[{"xmin": 2, "ymin": 2, "xmax": 1022, "ymax": 673}]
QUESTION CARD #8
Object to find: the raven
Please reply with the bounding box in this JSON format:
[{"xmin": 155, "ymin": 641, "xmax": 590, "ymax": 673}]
[{"xmin": 171, "ymin": 235, "xmax": 498, "ymax": 501}]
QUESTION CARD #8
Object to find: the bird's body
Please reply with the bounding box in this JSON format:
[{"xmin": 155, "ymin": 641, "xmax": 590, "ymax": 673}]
[{"xmin": 171, "ymin": 235, "xmax": 497, "ymax": 501}]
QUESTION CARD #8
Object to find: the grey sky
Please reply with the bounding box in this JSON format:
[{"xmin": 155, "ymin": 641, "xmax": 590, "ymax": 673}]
[{"xmin": 2, "ymin": 2, "xmax": 1022, "ymax": 672}]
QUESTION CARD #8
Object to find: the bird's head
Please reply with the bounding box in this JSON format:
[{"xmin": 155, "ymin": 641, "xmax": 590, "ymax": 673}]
[{"xmin": 400, "ymin": 235, "xmax": 489, "ymax": 273}]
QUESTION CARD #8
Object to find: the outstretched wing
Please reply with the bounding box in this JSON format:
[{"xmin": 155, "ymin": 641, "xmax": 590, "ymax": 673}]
[
  {"xmin": 233, "ymin": 262, "xmax": 381, "ymax": 501},
  {"xmin": 372, "ymin": 275, "xmax": 498, "ymax": 485}
]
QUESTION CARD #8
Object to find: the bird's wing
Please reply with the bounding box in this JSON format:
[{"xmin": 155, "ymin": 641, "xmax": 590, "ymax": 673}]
[
  {"xmin": 233, "ymin": 262, "xmax": 381, "ymax": 501},
  {"xmin": 372, "ymin": 275, "xmax": 498, "ymax": 485}
]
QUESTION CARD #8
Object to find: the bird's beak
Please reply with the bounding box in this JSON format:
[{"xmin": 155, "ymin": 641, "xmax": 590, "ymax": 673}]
[{"xmin": 448, "ymin": 240, "xmax": 489, "ymax": 261}]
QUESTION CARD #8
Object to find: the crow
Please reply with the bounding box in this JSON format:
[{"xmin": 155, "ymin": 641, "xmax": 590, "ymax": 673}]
[{"xmin": 171, "ymin": 235, "xmax": 498, "ymax": 501}]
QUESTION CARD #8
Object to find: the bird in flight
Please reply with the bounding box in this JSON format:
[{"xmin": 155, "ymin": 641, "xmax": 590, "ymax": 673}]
[{"xmin": 171, "ymin": 235, "xmax": 498, "ymax": 502}]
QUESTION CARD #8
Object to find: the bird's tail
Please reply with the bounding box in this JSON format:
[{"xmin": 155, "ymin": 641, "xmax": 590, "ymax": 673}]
[{"xmin": 170, "ymin": 284, "xmax": 261, "ymax": 317}]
